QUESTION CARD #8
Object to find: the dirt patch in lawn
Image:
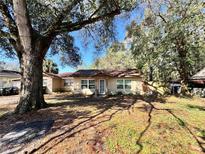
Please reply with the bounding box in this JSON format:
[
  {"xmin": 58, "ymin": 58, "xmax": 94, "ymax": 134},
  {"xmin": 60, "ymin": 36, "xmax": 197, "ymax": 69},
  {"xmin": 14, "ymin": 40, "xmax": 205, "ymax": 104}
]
[
  {"xmin": 0, "ymin": 94, "xmax": 141, "ymax": 153},
  {"xmin": 1, "ymin": 94, "xmax": 205, "ymax": 154}
]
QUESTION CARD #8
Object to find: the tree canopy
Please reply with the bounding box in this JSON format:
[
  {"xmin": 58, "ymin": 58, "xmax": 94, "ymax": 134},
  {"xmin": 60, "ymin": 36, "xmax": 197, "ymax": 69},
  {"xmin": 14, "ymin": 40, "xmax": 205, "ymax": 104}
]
[
  {"xmin": 92, "ymin": 42, "xmax": 137, "ymax": 70},
  {"xmin": 127, "ymin": 0, "xmax": 205, "ymax": 83},
  {"xmin": 43, "ymin": 59, "xmax": 59, "ymax": 74},
  {"xmin": 0, "ymin": 0, "xmax": 138, "ymax": 66}
]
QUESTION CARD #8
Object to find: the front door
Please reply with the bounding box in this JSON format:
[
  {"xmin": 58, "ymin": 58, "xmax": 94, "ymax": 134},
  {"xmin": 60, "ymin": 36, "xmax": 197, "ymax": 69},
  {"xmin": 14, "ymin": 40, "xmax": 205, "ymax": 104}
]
[{"xmin": 99, "ymin": 80, "xmax": 106, "ymax": 94}]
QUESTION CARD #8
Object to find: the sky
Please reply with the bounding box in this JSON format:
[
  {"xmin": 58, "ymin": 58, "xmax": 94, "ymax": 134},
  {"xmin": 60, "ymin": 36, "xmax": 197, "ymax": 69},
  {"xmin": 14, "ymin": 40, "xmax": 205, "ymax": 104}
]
[{"xmin": 1, "ymin": 4, "xmax": 145, "ymax": 73}]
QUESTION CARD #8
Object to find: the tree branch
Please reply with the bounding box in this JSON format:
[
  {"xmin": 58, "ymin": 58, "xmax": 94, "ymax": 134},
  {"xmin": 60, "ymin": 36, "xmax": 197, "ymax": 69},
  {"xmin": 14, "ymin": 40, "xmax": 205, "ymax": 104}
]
[
  {"xmin": 0, "ymin": 1, "xmax": 18, "ymax": 39},
  {"xmin": 158, "ymin": 13, "xmax": 167, "ymax": 23},
  {"xmin": 89, "ymin": 1, "xmax": 107, "ymax": 19},
  {"xmin": 0, "ymin": 29, "xmax": 11, "ymax": 38},
  {"xmin": 43, "ymin": 0, "xmax": 81, "ymax": 37},
  {"xmin": 58, "ymin": 8, "xmax": 120, "ymax": 33}
]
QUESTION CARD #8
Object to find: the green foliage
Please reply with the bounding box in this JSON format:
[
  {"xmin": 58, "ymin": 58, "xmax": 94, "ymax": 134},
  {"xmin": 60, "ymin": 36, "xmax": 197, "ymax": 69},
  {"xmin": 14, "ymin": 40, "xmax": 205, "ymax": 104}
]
[
  {"xmin": 0, "ymin": 0, "xmax": 139, "ymax": 65},
  {"xmin": 92, "ymin": 42, "xmax": 137, "ymax": 70},
  {"xmin": 127, "ymin": 0, "xmax": 205, "ymax": 83},
  {"xmin": 43, "ymin": 59, "xmax": 59, "ymax": 74}
]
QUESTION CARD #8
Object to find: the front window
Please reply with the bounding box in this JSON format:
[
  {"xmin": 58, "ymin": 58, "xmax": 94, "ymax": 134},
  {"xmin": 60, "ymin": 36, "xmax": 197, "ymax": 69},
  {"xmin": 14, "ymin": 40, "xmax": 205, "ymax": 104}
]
[
  {"xmin": 117, "ymin": 80, "xmax": 123, "ymax": 89},
  {"xmin": 125, "ymin": 80, "xmax": 131, "ymax": 89},
  {"xmin": 81, "ymin": 80, "xmax": 88, "ymax": 89},
  {"xmin": 81, "ymin": 80, "xmax": 95, "ymax": 89},
  {"xmin": 117, "ymin": 79, "xmax": 132, "ymax": 90},
  {"xmin": 89, "ymin": 80, "xmax": 95, "ymax": 89}
]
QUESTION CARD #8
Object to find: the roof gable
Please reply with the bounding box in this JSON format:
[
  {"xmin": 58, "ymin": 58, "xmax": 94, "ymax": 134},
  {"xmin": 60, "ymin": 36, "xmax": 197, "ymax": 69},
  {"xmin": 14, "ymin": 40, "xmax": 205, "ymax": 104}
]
[
  {"xmin": 43, "ymin": 73, "xmax": 61, "ymax": 79},
  {"xmin": 192, "ymin": 67, "xmax": 205, "ymax": 80},
  {"xmin": 0, "ymin": 70, "xmax": 21, "ymax": 78},
  {"xmin": 58, "ymin": 72, "xmax": 73, "ymax": 78}
]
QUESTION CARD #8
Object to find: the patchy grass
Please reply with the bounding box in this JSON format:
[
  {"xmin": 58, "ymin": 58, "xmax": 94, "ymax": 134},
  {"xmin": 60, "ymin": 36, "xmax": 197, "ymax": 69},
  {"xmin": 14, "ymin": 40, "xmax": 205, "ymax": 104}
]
[
  {"xmin": 102, "ymin": 96, "xmax": 205, "ymax": 154},
  {"xmin": 0, "ymin": 94, "xmax": 205, "ymax": 153}
]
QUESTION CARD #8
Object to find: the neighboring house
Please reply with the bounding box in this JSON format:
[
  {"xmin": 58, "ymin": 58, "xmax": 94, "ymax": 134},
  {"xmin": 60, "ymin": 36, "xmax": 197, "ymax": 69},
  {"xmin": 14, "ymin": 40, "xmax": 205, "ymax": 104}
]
[
  {"xmin": 190, "ymin": 67, "xmax": 205, "ymax": 87},
  {"xmin": 70, "ymin": 69, "xmax": 144, "ymax": 96},
  {"xmin": 0, "ymin": 70, "xmax": 21, "ymax": 88},
  {"xmin": 0, "ymin": 70, "xmax": 68, "ymax": 93},
  {"xmin": 189, "ymin": 68, "xmax": 205, "ymax": 96}
]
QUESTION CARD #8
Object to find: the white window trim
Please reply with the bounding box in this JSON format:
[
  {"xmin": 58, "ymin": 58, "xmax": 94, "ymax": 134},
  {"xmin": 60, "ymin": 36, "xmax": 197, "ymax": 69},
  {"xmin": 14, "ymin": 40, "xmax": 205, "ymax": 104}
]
[
  {"xmin": 117, "ymin": 79, "xmax": 131, "ymax": 90},
  {"xmin": 99, "ymin": 79, "xmax": 106, "ymax": 94},
  {"xmin": 81, "ymin": 79, "xmax": 95, "ymax": 89},
  {"xmin": 117, "ymin": 79, "xmax": 124, "ymax": 90}
]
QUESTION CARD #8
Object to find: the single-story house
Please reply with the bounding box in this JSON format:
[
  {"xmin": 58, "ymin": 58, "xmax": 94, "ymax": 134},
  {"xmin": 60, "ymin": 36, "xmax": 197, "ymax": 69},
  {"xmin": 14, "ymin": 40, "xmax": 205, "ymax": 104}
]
[
  {"xmin": 0, "ymin": 70, "xmax": 21, "ymax": 88},
  {"xmin": 70, "ymin": 69, "xmax": 144, "ymax": 96},
  {"xmin": 0, "ymin": 69, "xmax": 144, "ymax": 95}
]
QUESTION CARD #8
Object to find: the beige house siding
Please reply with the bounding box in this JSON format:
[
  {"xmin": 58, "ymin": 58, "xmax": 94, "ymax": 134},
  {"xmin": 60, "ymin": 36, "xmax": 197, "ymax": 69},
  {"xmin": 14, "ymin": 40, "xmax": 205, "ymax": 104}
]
[
  {"xmin": 43, "ymin": 76, "xmax": 53, "ymax": 93},
  {"xmin": 43, "ymin": 76, "xmax": 62, "ymax": 93},
  {"xmin": 61, "ymin": 77, "xmax": 74, "ymax": 92},
  {"xmin": 52, "ymin": 78, "xmax": 62, "ymax": 92},
  {"xmin": 107, "ymin": 77, "xmax": 143, "ymax": 95},
  {"xmin": 0, "ymin": 72, "xmax": 143, "ymax": 95},
  {"xmin": 72, "ymin": 76, "xmax": 143, "ymax": 95}
]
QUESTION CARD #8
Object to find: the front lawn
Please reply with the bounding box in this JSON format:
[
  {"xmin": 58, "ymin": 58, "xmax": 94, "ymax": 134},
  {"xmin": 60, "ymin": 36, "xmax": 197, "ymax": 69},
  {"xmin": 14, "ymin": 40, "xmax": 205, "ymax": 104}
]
[
  {"xmin": 0, "ymin": 94, "xmax": 205, "ymax": 153},
  {"xmin": 103, "ymin": 96, "xmax": 205, "ymax": 154}
]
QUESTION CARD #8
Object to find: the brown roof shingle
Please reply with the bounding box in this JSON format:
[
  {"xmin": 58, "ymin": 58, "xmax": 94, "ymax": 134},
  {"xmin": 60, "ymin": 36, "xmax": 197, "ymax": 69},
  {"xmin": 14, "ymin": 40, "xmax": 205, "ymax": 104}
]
[
  {"xmin": 58, "ymin": 72, "xmax": 73, "ymax": 78},
  {"xmin": 70, "ymin": 69, "xmax": 142, "ymax": 78}
]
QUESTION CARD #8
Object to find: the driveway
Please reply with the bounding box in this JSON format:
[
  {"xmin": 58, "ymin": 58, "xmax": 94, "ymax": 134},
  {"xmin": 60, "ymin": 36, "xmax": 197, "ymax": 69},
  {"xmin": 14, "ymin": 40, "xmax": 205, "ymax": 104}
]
[{"xmin": 0, "ymin": 95, "xmax": 19, "ymax": 105}]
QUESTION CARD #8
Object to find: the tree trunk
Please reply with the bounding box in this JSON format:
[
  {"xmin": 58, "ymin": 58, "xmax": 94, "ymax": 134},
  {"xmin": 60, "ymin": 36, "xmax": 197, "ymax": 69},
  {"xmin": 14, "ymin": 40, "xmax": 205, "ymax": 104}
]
[
  {"xmin": 15, "ymin": 52, "xmax": 47, "ymax": 114},
  {"xmin": 175, "ymin": 35, "xmax": 190, "ymax": 96},
  {"xmin": 178, "ymin": 47, "xmax": 190, "ymax": 95}
]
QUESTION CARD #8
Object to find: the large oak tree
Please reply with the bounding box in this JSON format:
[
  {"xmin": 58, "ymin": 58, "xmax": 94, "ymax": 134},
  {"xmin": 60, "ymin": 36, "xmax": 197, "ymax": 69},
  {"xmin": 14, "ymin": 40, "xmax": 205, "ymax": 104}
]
[{"xmin": 0, "ymin": 0, "xmax": 138, "ymax": 114}]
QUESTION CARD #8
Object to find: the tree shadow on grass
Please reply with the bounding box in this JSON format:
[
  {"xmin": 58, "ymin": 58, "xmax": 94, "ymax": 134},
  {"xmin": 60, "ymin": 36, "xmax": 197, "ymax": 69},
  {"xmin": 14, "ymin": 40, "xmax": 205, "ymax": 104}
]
[
  {"xmin": 27, "ymin": 95, "xmax": 139, "ymax": 153},
  {"xmin": 136, "ymin": 103, "xmax": 154, "ymax": 153},
  {"xmin": 187, "ymin": 105, "xmax": 205, "ymax": 111},
  {"xmin": 135, "ymin": 96, "xmax": 205, "ymax": 153},
  {"xmin": 48, "ymin": 95, "xmax": 138, "ymax": 109},
  {"xmin": 194, "ymin": 128, "xmax": 205, "ymax": 142},
  {"xmin": 0, "ymin": 105, "xmax": 93, "ymax": 154}
]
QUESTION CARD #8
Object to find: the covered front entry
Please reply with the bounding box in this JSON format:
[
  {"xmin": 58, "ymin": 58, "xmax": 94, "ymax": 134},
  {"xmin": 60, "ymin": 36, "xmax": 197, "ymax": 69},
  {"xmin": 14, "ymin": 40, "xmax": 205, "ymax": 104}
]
[{"xmin": 99, "ymin": 79, "xmax": 106, "ymax": 94}]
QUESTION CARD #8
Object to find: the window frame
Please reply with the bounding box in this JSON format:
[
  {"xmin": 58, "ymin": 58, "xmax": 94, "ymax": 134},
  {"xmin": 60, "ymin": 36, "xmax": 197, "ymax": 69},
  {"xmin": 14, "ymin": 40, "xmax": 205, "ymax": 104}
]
[
  {"xmin": 116, "ymin": 79, "xmax": 132, "ymax": 90},
  {"xmin": 125, "ymin": 80, "xmax": 131, "ymax": 90},
  {"xmin": 81, "ymin": 79, "xmax": 95, "ymax": 90},
  {"xmin": 117, "ymin": 80, "xmax": 124, "ymax": 90},
  {"xmin": 89, "ymin": 80, "xmax": 95, "ymax": 89},
  {"xmin": 81, "ymin": 80, "xmax": 88, "ymax": 89}
]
